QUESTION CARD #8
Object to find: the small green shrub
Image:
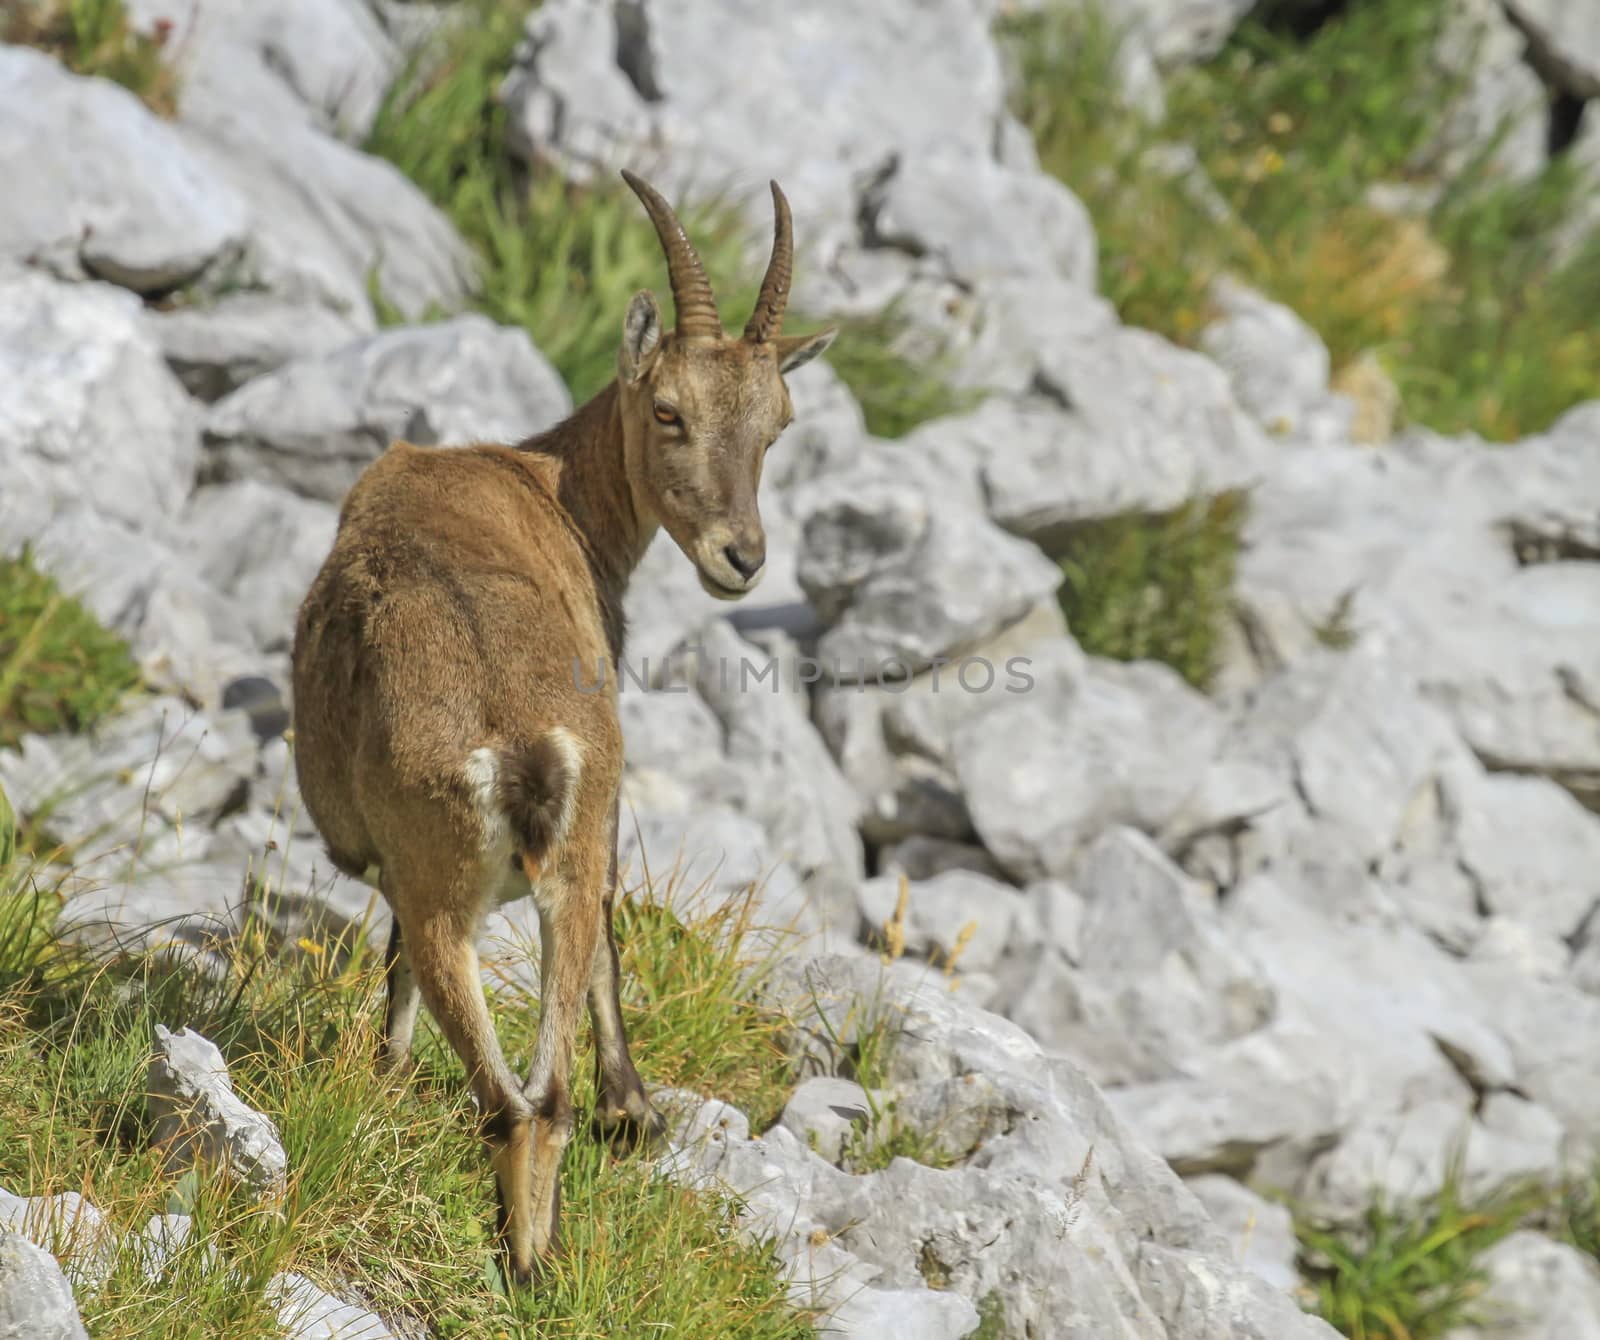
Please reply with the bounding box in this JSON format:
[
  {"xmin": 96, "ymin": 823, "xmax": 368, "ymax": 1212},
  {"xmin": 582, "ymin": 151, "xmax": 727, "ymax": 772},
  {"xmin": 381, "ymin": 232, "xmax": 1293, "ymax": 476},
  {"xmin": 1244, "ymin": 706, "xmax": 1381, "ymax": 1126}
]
[
  {"xmin": 1056, "ymin": 491, "xmax": 1246, "ymax": 690},
  {"xmin": 0, "ymin": 548, "xmax": 141, "ymax": 750},
  {"xmin": 4, "ymin": 0, "xmax": 178, "ymax": 114},
  {"xmin": 1298, "ymin": 1178, "xmax": 1546, "ymax": 1340},
  {"xmin": 1006, "ymin": 1, "xmax": 1600, "ymax": 441},
  {"xmin": 1405, "ymin": 164, "xmax": 1600, "ymax": 439},
  {"xmin": 971, "ymin": 1293, "xmax": 1009, "ymax": 1339}
]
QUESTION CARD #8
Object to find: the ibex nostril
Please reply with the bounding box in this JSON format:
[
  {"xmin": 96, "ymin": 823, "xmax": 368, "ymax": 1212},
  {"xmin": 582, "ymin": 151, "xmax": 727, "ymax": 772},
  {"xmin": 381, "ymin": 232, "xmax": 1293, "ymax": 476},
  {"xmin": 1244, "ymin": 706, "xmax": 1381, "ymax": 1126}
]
[{"xmin": 724, "ymin": 544, "xmax": 765, "ymax": 581}]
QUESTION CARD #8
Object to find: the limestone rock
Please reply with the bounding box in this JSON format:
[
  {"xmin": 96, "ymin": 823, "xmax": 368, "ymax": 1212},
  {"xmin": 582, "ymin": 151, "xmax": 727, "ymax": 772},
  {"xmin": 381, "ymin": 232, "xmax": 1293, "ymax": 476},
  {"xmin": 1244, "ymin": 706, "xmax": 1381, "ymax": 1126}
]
[
  {"xmin": 0, "ymin": 47, "xmax": 247, "ymax": 292},
  {"xmin": 205, "ymin": 316, "xmax": 571, "ymax": 501},
  {"xmin": 0, "ymin": 271, "xmax": 200, "ymax": 535},
  {"xmin": 147, "ymin": 1026, "xmax": 289, "ymax": 1198},
  {"xmin": 0, "ymin": 1232, "xmax": 88, "ymax": 1340}
]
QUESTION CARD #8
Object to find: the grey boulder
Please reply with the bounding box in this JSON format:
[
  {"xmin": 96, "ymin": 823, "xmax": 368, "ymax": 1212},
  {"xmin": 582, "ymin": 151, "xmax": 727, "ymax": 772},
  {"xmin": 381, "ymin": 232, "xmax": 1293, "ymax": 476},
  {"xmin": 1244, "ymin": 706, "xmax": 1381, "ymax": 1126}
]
[
  {"xmin": 0, "ymin": 1192, "xmax": 117, "ymax": 1293},
  {"xmin": 1199, "ymin": 277, "xmax": 1351, "ymax": 444},
  {"xmin": 863, "ymin": 148, "xmax": 1097, "ymax": 289},
  {"xmin": 0, "ymin": 48, "xmax": 247, "ymax": 292},
  {"xmin": 125, "ymin": 0, "xmax": 470, "ymax": 324},
  {"xmin": 1185, "ymin": 1175, "xmax": 1301, "ymax": 1294},
  {"xmin": 953, "ymin": 646, "xmax": 1224, "ymax": 882},
  {"xmin": 177, "ymin": 481, "xmax": 339, "ymax": 653},
  {"xmin": 125, "ymin": 0, "xmax": 399, "ymax": 141},
  {"xmin": 995, "ymin": 829, "xmax": 1273, "ymax": 1085},
  {"xmin": 777, "ymin": 1077, "xmax": 873, "ymax": 1166},
  {"xmin": 1298, "ymin": 1094, "xmax": 1565, "ymax": 1224},
  {"xmin": 1449, "ymin": 1230, "xmax": 1600, "ymax": 1340},
  {"xmin": 902, "ymin": 312, "xmax": 1270, "ymax": 547},
  {"xmin": 0, "ymin": 697, "xmax": 257, "ymax": 872},
  {"xmin": 813, "ymin": 601, "xmax": 1068, "ymax": 845},
  {"xmin": 795, "ymin": 471, "xmax": 1062, "ymax": 675},
  {"xmin": 149, "ymin": 295, "xmax": 370, "ymax": 402},
  {"xmin": 505, "ymin": 0, "xmax": 1009, "ymax": 251},
  {"xmin": 205, "ymin": 316, "xmax": 571, "ymax": 501},
  {"xmin": 1226, "ymin": 426, "xmax": 1600, "ymax": 806},
  {"xmin": 148, "ymin": 1025, "xmax": 289, "ymax": 1199},
  {"xmin": 1502, "ymin": 0, "xmax": 1600, "ymax": 98},
  {"xmin": 0, "ymin": 1232, "xmax": 88, "ymax": 1340},
  {"xmin": 266, "ymin": 1272, "xmax": 399, "ymax": 1340},
  {"xmin": 0, "ymin": 271, "xmax": 200, "ymax": 535},
  {"xmin": 858, "ymin": 870, "xmax": 1024, "ymax": 975},
  {"xmin": 680, "ymin": 623, "xmax": 865, "ymax": 923},
  {"xmin": 1, "ymin": 506, "xmax": 261, "ymax": 709},
  {"xmin": 1420, "ymin": 0, "xmax": 1549, "ymax": 184},
  {"xmin": 745, "ymin": 952, "xmax": 1339, "ymax": 1338}
]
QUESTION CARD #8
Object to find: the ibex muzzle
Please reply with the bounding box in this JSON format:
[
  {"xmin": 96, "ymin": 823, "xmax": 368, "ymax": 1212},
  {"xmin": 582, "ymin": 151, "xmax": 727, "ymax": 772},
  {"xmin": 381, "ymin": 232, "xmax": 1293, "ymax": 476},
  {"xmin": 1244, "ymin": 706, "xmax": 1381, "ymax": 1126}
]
[{"xmin": 289, "ymin": 171, "xmax": 833, "ymax": 1287}]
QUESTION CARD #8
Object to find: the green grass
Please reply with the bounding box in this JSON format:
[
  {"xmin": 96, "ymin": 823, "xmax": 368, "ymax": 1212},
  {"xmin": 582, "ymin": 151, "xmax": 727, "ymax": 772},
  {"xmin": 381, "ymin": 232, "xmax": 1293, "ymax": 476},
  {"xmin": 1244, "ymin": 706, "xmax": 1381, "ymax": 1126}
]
[
  {"xmin": 0, "ymin": 857, "xmax": 812, "ymax": 1339},
  {"xmin": 3, "ymin": 0, "xmax": 178, "ymax": 114},
  {"xmin": 1006, "ymin": 1, "xmax": 1600, "ymax": 441},
  {"xmin": 1297, "ymin": 1177, "xmax": 1548, "ymax": 1340},
  {"xmin": 1055, "ymin": 491, "xmax": 1246, "ymax": 690},
  {"xmin": 0, "ymin": 549, "xmax": 142, "ymax": 751},
  {"xmin": 365, "ymin": 0, "xmax": 959, "ymax": 434}
]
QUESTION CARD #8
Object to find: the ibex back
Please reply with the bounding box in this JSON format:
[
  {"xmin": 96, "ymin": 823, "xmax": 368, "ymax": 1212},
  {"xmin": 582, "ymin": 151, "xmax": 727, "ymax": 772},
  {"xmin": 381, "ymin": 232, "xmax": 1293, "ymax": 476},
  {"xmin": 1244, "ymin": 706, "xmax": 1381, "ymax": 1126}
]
[{"xmin": 290, "ymin": 170, "xmax": 834, "ymax": 1283}]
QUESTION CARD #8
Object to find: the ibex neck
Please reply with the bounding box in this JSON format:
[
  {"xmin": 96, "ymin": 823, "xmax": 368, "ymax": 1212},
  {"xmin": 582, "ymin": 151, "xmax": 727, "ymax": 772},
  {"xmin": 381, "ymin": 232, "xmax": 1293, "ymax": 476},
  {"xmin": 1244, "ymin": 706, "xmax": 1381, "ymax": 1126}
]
[{"xmin": 518, "ymin": 381, "xmax": 655, "ymax": 653}]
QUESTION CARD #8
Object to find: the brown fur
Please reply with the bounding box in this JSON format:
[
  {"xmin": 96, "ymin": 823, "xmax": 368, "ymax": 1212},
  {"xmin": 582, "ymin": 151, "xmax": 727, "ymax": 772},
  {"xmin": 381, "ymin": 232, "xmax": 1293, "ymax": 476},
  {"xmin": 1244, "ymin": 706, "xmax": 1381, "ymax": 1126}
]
[{"xmin": 290, "ymin": 173, "xmax": 834, "ymax": 1286}]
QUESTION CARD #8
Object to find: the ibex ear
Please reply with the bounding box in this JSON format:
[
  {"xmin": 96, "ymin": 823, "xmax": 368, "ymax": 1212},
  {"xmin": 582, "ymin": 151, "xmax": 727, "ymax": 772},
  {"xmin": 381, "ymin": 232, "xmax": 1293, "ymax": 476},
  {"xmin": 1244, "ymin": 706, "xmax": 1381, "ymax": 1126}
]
[
  {"xmin": 775, "ymin": 327, "xmax": 837, "ymax": 374},
  {"xmin": 619, "ymin": 289, "xmax": 663, "ymax": 384}
]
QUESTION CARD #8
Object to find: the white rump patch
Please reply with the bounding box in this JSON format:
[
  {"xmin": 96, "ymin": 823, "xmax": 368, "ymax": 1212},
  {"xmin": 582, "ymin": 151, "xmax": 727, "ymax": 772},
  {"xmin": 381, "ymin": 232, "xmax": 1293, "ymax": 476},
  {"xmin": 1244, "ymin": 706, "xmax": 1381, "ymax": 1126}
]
[
  {"xmin": 463, "ymin": 731, "xmax": 585, "ymax": 860},
  {"xmin": 546, "ymin": 726, "xmax": 584, "ymax": 848},
  {"xmin": 464, "ymin": 746, "xmax": 508, "ymax": 853}
]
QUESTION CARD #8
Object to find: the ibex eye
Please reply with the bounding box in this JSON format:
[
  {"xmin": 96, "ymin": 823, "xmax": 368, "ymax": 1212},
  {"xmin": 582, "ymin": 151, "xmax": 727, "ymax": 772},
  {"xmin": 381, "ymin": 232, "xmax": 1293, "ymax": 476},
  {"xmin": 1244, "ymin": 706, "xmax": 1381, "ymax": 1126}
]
[{"xmin": 653, "ymin": 402, "xmax": 680, "ymax": 426}]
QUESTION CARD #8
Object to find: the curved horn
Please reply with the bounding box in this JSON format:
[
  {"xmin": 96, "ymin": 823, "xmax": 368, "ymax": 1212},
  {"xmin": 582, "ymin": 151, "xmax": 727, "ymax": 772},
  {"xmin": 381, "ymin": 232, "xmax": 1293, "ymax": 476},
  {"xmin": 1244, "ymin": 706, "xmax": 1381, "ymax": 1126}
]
[
  {"xmin": 621, "ymin": 169, "xmax": 722, "ymax": 339},
  {"xmin": 743, "ymin": 180, "xmax": 793, "ymax": 344}
]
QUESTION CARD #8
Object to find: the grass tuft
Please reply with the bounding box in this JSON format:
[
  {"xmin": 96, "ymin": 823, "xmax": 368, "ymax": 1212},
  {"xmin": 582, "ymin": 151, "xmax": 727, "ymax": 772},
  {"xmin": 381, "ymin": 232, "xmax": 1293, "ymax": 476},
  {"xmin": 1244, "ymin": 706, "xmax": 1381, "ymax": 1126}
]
[
  {"xmin": 1005, "ymin": 1, "xmax": 1600, "ymax": 441},
  {"xmin": 1297, "ymin": 1176, "xmax": 1547, "ymax": 1340},
  {"xmin": 3, "ymin": 0, "xmax": 178, "ymax": 115},
  {"xmin": 0, "ymin": 548, "xmax": 142, "ymax": 751},
  {"xmin": 0, "ymin": 858, "xmax": 811, "ymax": 1338},
  {"xmin": 1056, "ymin": 491, "xmax": 1247, "ymax": 690}
]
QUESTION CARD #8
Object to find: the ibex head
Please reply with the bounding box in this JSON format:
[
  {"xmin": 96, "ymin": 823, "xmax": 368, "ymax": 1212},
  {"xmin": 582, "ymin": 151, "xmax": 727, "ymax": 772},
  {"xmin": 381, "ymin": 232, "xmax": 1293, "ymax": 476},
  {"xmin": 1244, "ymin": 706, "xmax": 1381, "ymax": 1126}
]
[{"xmin": 617, "ymin": 170, "xmax": 836, "ymax": 601}]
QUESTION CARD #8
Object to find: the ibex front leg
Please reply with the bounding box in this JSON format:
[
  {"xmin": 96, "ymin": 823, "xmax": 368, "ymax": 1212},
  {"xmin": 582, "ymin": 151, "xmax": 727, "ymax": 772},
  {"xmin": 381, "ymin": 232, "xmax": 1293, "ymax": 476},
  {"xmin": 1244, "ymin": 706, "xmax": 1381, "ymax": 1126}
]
[{"xmin": 587, "ymin": 803, "xmax": 665, "ymax": 1146}]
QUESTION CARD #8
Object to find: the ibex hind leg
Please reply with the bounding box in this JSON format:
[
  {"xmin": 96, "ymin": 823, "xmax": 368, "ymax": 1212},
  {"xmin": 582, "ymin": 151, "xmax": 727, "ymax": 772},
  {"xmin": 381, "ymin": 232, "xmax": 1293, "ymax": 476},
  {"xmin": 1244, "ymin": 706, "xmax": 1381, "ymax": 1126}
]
[
  {"xmin": 523, "ymin": 843, "xmax": 605, "ymax": 1261},
  {"xmin": 394, "ymin": 871, "xmax": 537, "ymax": 1285}
]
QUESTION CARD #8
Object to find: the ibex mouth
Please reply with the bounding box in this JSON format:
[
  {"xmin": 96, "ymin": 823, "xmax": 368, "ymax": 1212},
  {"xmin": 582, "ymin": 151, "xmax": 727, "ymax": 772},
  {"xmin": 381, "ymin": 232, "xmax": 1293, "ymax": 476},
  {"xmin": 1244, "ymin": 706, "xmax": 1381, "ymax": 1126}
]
[{"xmin": 697, "ymin": 566, "xmax": 757, "ymax": 601}]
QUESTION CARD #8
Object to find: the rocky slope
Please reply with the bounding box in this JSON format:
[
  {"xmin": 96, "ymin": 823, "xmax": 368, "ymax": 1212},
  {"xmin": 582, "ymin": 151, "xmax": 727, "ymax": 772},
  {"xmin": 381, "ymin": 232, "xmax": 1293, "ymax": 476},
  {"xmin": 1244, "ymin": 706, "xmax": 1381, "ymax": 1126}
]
[{"xmin": 3, "ymin": 1, "xmax": 1600, "ymax": 1337}]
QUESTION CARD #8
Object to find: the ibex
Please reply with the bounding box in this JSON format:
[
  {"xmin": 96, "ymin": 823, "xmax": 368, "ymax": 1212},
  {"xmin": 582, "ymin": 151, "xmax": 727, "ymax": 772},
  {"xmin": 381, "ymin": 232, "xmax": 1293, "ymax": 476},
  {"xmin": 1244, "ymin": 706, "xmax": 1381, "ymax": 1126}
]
[{"xmin": 290, "ymin": 170, "xmax": 834, "ymax": 1283}]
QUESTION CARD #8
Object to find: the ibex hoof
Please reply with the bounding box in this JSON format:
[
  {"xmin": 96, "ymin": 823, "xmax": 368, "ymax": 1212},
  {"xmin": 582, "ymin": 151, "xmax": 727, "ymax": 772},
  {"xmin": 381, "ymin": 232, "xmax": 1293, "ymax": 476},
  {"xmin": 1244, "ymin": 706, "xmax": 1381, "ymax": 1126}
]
[{"xmin": 593, "ymin": 1093, "xmax": 667, "ymax": 1153}]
